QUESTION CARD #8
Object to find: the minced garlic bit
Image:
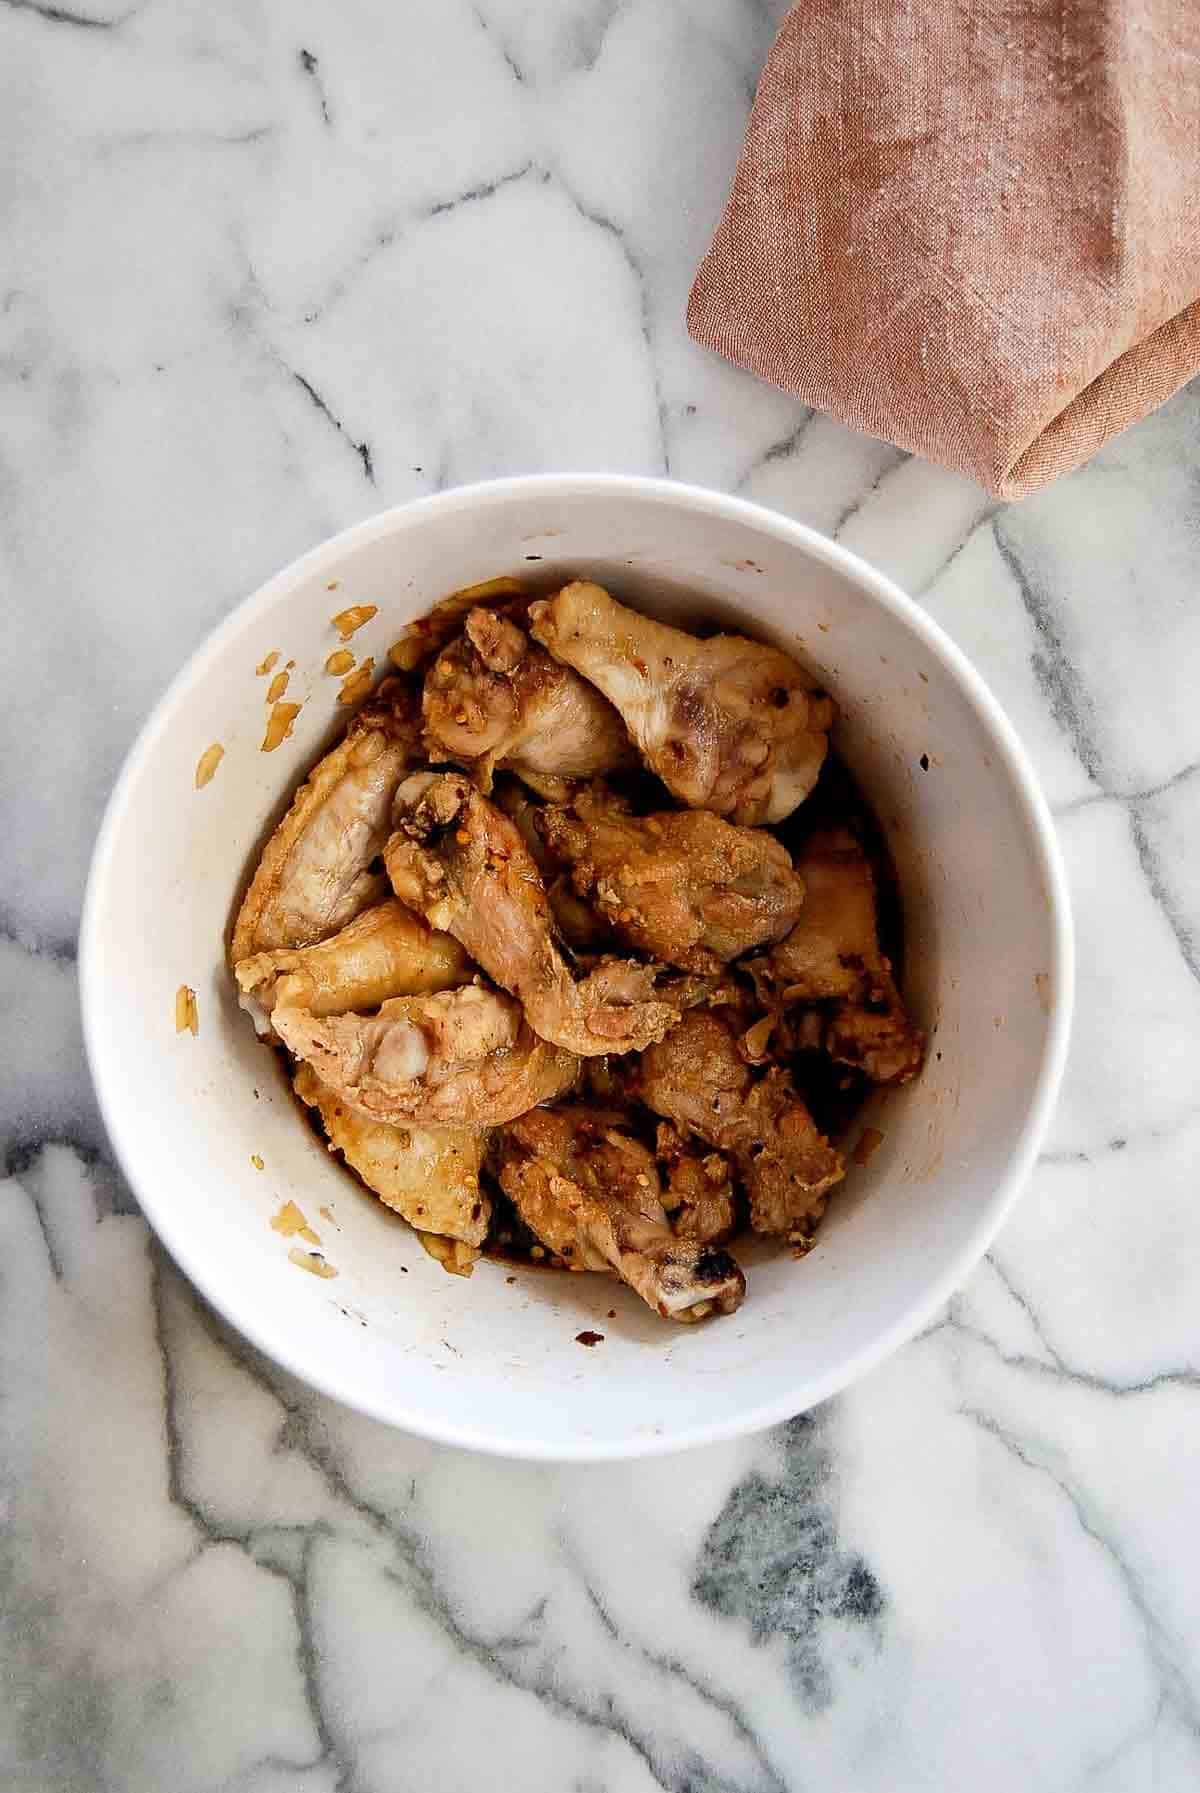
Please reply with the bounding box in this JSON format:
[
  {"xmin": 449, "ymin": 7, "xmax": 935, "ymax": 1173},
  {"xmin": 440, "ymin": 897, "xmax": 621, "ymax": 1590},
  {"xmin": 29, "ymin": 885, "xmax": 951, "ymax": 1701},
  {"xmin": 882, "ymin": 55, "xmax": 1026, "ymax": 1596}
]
[
  {"xmin": 250, "ymin": 1154, "xmax": 264, "ymax": 1170},
  {"xmin": 175, "ymin": 985, "xmax": 198, "ymax": 1035},
  {"xmin": 325, "ymin": 649, "xmax": 355, "ymax": 676},
  {"xmin": 741, "ymin": 1014, "xmax": 775, "ymax": 1062},
  {"xmin": 270, "ymin": 1200, "xmax": 321, "ymax": 1244},
  {"xmin": 337, "ymin": 657, "xmax": 375, "ymax": 707},
  {"xmin": 256, "ymin": 650, "xmax": 280, "ymax": 677},
  {"xmin": 266, "ymin": 669, "xmax": 290, "ymax": 704},
  {"xmin": 288, "ymin": 1248, "xmax": 338, "ymax": 1279},
  {"xmin": 388, "ymin": 635, "xmax": 424, "ymax": 672},
  {"xmin": 194, "ymin": 743, "xmax": 224, "ymax": 789},
  {"xmin": 853, "ymin": 1126, "xmax": 885, "ymax": 1168},
  {"xmin": 261, "ymin": 701, "xmax": 302, "ymax": 752},
  {"xmin": 416, "ymin": 1231, "xmax": 478, "ymax": 1277},
  {"xmin": 448, "ymin": 575, "xmax": 524, "ymax": 604},
  {"xmin": 331, "ymin": 603, "xmax": 378, "ymax": 640}
]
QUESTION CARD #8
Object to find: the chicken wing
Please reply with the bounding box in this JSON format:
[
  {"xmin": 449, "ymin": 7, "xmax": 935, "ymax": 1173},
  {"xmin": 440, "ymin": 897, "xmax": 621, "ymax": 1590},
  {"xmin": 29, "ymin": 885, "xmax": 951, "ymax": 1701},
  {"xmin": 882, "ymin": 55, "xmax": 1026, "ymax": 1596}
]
[
  {"xmin": 494, "ymin": 778, "xmax": 613, "ymax": 949},
  {"xmin": 294, "ymin": 1062, "xmax": 488, "ymax": 1264},
  {"xmin": 498, "ymin": 1107, "xmax": 746, "ymax": 1321},
  {"xmin": 386, "ymin": 575, "xmax": 526, "ymax": 673},
  {"xmin": 232, "ymin": 680, "xmax": 420, "ymax": 961},
  {"xmin": 528, "ymin": 583, "xmax": 833, "ymax": 824},
  {"xmin": 767, "ymin": 828, "xmax": 923, "ymax": 1085},
  {"xmin": 655, "ymin": 1122, "xmax": 737, "ymax": 1246},
  {"xmin": 537, "ymin": 788, "xmax": 805, "ymax": 972},
  {"xmin": 422, "ymin": 606, "xmax": 634, "ymax": 799},
  {"xmin": 825, "ymin": 999, "xmax": 923, "ymax": 1088},
  {"xmin": 637, "ymin": 1009, "xmax": 844, "ymax": 1237},
  {"xmin": 274, "ymin": 984, "xmax": 578, "ymax": 1126},
  {"xmin": 235, "ymin": 898, "xmax": 472, "ymax": 1028},
  {"xmin": 767, "ymin": 827, "xmax": 879, "ymax": 999},
  {"xmin": 385, "ymin": 773, "xmax": 678, "ymax": 1057}
]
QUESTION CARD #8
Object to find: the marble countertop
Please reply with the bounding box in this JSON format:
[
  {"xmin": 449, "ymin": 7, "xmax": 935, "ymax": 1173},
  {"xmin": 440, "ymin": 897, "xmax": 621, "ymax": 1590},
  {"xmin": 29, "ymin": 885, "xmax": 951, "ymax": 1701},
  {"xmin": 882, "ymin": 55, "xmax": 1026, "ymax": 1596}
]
[{"xmin": 4, "ymin": 2, "xmax": 1199, "ymax": 1788}]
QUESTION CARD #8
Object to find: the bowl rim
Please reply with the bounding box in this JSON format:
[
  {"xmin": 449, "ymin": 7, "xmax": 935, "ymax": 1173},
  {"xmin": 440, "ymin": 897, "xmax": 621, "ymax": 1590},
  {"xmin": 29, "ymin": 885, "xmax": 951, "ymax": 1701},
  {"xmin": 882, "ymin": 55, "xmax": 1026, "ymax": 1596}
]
[{"xmin": 80, "ymin": 472, "xmax": 1074, "ymax": 1461}]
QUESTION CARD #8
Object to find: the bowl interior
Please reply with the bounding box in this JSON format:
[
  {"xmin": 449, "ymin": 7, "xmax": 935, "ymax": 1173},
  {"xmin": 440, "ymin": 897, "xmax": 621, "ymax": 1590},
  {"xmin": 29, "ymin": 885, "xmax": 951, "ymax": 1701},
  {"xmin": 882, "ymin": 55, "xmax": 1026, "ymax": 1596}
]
[{"xmin": 82, "ymin": 479, "xmax": 1069, "ymax": 1458}]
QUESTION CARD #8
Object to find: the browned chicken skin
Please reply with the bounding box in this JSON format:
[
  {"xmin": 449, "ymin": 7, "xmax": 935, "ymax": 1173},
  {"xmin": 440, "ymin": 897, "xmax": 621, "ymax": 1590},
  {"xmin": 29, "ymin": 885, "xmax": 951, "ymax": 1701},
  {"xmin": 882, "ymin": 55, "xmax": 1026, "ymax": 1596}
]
[
  {"xmin": 422, "ymin": 606, "xmax": 634, "ymax": 799},
  {"xmin": 825, "ymin": 999, "xmax": 923, "ymax": 1088},
  {"xmin": 655, "ymin": 1122, "xmax": 738, "ymax": 1246},
  {"xmin": 529, "ymin": 583, "xmax": 833, "ymax": 825},
  {"xmin": 294, "ymin": 1062, "xmax": 488, "ymax": 1259},
  {"xmin": 494, "ymin": 778, "xmax": 614, "ymax": 949},
  {"xmin": 768, "ymin": 827, "xmax": 879, "ymax": 998},
  {"xmin": 497, "ymin": 1106, "xmax": 746, "ymax": 1321},
  {"xmin": 387, "ymin": 576, "xmax": 526, "ymax": 673},
  {"xmin": 274, "ymin": 984, "xmax": 578, "ymax": 1126},
  {"xmin": 385, "ymin": 772, "xmax": 679, "ymax": 1057},
  {"xmin": 638, "ymin": 1009, "xmax": 845, "ymax": 1236},
  {"xmin": 766, "ymin": 828, "xmax": 924, "ymax": 1085},
  {"xmin": 235, "ymin": 897, "xmax": 471, "ymax": 1025},
  {"xmin": 537, "ymin": 786, "xmax": 805, "ymax": 972},
  {"xmin": 231, "ymin": 681, "xmax": 420, "ymax": 961}
]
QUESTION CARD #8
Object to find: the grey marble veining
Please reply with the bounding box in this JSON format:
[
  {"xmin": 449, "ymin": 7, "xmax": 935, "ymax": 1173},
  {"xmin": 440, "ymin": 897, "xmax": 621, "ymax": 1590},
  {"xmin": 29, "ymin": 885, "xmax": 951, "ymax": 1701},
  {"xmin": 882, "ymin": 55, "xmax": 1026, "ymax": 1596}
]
[{"xmin": 3, "ymin": 2, "xmax": 1200, "ymax": 1788}]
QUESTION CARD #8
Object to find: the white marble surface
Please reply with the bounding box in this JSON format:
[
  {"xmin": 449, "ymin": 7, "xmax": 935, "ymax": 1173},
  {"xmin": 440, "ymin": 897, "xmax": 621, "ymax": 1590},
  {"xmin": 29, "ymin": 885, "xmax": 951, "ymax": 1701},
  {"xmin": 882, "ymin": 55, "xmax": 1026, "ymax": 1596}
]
[{"xmin": 3, "ymin": 2, "xmax": 1200, "ymax": 1787}]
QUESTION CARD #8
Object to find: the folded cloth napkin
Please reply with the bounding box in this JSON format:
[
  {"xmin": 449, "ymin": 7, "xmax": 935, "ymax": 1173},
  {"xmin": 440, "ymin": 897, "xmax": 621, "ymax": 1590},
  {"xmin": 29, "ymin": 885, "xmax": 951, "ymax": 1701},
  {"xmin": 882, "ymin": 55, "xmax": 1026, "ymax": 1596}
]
[{"xmin": 688, "ymin": 0, "xmax": 1200, "ymax": 498}]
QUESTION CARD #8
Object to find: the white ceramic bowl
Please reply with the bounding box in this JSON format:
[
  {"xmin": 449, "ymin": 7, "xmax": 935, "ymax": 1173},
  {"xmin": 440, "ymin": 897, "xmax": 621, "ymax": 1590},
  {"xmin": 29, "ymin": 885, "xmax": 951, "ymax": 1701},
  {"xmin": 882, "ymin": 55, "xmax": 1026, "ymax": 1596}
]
[{"xmin": 81, "ymin": 475, "xmax": 1071, "ymax": 1460}]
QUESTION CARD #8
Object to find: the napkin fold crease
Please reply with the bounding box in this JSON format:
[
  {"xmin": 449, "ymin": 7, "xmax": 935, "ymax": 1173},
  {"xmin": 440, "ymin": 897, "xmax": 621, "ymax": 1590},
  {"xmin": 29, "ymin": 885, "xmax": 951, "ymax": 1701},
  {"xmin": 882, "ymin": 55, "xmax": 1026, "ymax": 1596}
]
[{"xmin": 688, "ymin": 0, "xmax": 1200, "ymax": 497}]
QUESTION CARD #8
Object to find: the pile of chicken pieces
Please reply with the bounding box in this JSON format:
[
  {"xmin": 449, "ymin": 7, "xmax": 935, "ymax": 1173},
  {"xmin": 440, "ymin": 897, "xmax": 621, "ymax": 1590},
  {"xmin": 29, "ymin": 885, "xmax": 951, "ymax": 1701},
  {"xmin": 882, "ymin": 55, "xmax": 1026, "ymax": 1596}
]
[{"xmin": 231, "ymin": 580, "xmax": 923, "ymax": 1324}]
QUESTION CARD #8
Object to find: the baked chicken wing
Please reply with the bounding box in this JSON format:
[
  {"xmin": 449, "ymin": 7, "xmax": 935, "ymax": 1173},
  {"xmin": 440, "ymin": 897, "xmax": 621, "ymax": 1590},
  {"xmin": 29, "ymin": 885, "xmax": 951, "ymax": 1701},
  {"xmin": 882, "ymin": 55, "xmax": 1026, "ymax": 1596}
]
[
  {"xmin": 294, "ymin": 1062, "xmax": 488, "ymax": 1266},
  {"xmin": 235, "ymin": 898, "xmax": 471, "ymax": 1027},
  {"xmin": 422, "ymin": 606, "xmax": 634, "ymax": 799},
  {"xmin": 654, "ymin": 1122, "xmax": 737, "ymax": 1246},
  {"xmin": 494, "ymin": 778, "xmax": 614, "ymax": 948},
  {"xmin": 498, "ymin": 1106, "xmax": 746, "ymax": 1321},
  {"xmin": 232, "ymin": 681, "xmax": 420, "ymax": 961},
  {"xmin": 537, "ymin": 787, "xmax": 805, "ymax": 972},
  {"xmin": 637, "ymin": 1009, "xmax": 844, "ymax": 1237},
  {"xmin": 385, "ymin": 773, "xmax": 678, "ymax": 1057},
  {"xmin": 767, "ymin": 828, "xmax": 923, "ymax": 1085},
  {"xmin": 274, "ymin": 984, "xmax": 578, "ymax": 1126},
  {"xmin": 528, "ymin": 583, "xmax": 833, "ymax": 824}
]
